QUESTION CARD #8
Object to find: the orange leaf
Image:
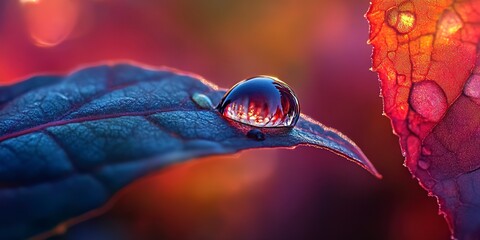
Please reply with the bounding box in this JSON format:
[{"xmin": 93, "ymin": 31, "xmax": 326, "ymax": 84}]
[{"xmin": 367, "ymin": 0, "xmax": 480, "ymax": 238}]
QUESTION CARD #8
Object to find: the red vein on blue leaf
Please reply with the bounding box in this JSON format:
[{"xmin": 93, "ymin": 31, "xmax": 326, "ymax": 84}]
[{"xmin": 0, "ymin": 107, "xmax": 199, "ymax": 142}]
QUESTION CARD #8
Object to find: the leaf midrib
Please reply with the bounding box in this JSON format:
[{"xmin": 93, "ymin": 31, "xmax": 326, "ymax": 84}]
[{"xmin": 0, "ymin": 107, "xmax": 204, "ymax": 142}]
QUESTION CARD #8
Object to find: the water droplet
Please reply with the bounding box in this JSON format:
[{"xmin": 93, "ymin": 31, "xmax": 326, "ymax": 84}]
[
  {"xmin": 409, "ymin": 80, "xmax": 447, "ymax": 122},
  {"xmin": 246, "ymin": 129, "xmax": 266, "ymax": 141},
  {"xmin": 217, "ymin": 76, "xmax": 300, "ymax": 128},
  {"xmin": 386, "ymin": 7, "xmax": 416, "ymax": 34},
  {"xmin": 464, "ymin": 75, "xmax": 480, "ymax": 99},
  {"xmin": 437, "ymin": 9, "xmax": 463, "ymax": 39},
  {"xmin": 418, "ymin": 159, "xmax": 430, "ymax": 170},
  {"xmin": 422, "ymin": 146, "xmax": 432, "ymax": 156},
  {"xmin": 192, "ymin": 93, "xmax": 214, "ymax": 109}
]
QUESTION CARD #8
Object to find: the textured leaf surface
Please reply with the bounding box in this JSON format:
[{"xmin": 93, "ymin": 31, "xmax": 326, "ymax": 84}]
[
  {"xmin": 0, "ymin": 63, "xmax": 379, "ymax": 239},
  {"xmin": 367, "ymin": 0, "xmax": 480, "ymax": 238}
]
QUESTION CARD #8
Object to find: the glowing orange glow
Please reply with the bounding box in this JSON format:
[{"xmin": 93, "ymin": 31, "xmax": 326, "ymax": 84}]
[{"xmin": 22, "ymin": 0, "xmax": 81, "ymax": 47}]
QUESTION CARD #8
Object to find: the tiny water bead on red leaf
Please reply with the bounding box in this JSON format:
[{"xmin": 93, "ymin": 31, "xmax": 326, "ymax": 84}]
[
  {"xmin": 385, "ymin": 3, "xmax": 416, "ymax": 34},
  {"xmin": 217, "ymin": 76, "xmax": 300, "ymax": 128}
]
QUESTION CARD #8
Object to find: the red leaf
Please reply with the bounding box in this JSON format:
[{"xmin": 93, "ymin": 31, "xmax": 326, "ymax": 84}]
[{"xmin": 367, "ymin": 0, "xmax": 480, "ymax": 238}]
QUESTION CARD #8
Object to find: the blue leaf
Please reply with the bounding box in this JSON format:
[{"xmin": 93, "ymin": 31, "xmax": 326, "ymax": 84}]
[{"xmin": 0, "ymin": 63, "xmax": 380, "ymax": 239}]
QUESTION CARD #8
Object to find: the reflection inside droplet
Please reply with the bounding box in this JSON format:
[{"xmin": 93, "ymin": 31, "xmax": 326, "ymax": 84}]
[{"xmin": 217, "ymin": 76, "xmax": 300, "ymax": 128}]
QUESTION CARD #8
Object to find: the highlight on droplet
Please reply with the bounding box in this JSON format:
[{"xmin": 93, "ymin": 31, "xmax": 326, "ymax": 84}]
[
  {"xmin": 386, "ymin": 7, "xmax": 416, "ymax": 34},
  {"xmin": 20, "ymin": 0, "xmax": 81, "ymax": 47}
]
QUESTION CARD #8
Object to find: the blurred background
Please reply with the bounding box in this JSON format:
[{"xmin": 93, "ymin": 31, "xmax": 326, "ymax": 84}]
[{"xmin": 0, "ymin": 0, "xmax": 450, "ymax": 239}]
